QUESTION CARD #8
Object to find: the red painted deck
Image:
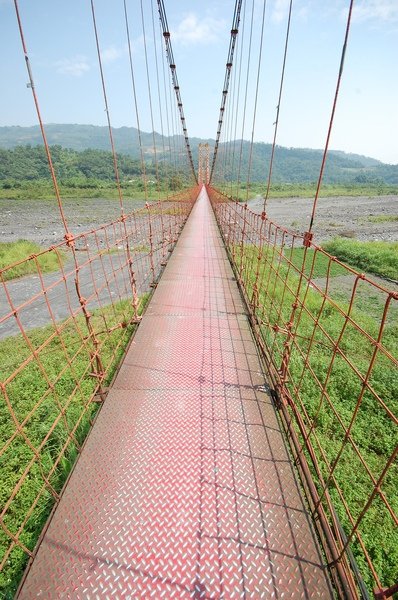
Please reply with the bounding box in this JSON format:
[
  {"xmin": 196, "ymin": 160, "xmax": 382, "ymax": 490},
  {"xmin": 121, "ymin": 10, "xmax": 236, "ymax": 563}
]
[{"xmin": 18, "ymin": 189, "xmax": 333, "ymax": 598}]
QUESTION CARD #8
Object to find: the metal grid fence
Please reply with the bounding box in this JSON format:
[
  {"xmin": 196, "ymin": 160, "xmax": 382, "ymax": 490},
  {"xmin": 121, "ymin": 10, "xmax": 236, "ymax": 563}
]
[
  {"xmin": 209, "ymin": 187, "xmax": 398, "ymax": 600},
  {"xmin": 0, "ymin": 191, "xmax": 197, "ymax": 593}
]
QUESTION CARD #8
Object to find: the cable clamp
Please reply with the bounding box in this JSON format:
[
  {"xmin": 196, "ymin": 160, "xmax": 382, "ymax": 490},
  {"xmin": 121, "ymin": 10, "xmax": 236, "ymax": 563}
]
[
  {"xmin": 64, "ymin": 232, "xmax": 75, "ymax": 247},
  {"xmin": 303, "ymin": 231, "xmax": 313, "ymax": 247}
]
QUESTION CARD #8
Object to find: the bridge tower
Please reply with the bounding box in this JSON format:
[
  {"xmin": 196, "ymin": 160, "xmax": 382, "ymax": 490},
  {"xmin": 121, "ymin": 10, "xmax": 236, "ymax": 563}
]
[{"xmin": 198, "ymin": 143, "xmax": 210, "ymax": 185}]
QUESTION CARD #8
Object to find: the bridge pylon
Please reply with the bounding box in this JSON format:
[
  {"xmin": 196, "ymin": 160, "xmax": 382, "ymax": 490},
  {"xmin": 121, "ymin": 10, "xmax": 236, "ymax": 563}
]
[{"xmin": 198, "ymin": 143, "xmax": 210, "ymax": 185}]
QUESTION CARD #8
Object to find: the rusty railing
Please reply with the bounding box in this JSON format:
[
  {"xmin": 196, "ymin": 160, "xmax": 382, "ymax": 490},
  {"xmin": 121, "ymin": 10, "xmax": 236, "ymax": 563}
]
[
  {"xmin": 209, "ymin": 186, "xmax": 398, "ymax": 600},
  {"xmin": 0, "ymin": 190, "xmax": 197, "ymax": 594}
]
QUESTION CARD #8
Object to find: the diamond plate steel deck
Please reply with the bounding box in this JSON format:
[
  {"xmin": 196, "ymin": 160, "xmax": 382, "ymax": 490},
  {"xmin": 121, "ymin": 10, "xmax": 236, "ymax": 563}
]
[{"xmin": 18, "ymin": 189, "xmax": 333, "ymax": 598}]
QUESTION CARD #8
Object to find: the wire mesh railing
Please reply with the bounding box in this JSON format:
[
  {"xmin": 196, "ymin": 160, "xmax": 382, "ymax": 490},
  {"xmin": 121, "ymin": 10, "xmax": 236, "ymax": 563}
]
[
  {"xmin": 0, "ymin": 190, "xmax": 197, "ymax": 594},
  {"xmin": 208, "ymin": 186, "xmax": 398, "ymax": 600}
]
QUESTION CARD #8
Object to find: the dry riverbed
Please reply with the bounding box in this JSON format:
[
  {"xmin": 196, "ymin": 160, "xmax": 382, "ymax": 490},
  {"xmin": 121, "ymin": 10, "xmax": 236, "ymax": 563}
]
[
  {"xmin": 248, "ymin": 194, "xmax": 398, "ymax": 244},
  {"xmin": 0, "ymin": 197, "xmax": 147, "ymax": 246},
  {"xmin": 0, "ymin": 194, "xmax": 397, "ymax": 247},
  {"xmin": 2, "ymin": 193, "xmax": 398, "ymax": 295},
  {"xmin": 0, "ymin": 193, "xmax": 397, "ymax": 336}
]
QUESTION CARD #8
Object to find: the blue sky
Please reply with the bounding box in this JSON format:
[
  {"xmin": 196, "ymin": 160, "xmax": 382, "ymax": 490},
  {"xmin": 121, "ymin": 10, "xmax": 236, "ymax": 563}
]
[{"xmin": 0, "ymin": 0, "xmax": 397, "ymax": 164}]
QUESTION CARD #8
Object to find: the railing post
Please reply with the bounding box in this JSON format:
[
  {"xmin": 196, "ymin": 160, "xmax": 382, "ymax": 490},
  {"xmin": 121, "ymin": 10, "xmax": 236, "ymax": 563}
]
[
  {"xmin": 121, "ymin": 214, "xmax": 141, "ymax": 323},
  {"xmin": 66, "ymin": 232, "xmax": 107, "ymax": 403},
  {"xmin": 146, "ymin": 202, "xmax": 156, "ymax": 286},
  {"xmin": 250, "ymin": 211, "xmax": 266, "ymax": 312},
  {"xmin": 238, "ymin": 202, "xmax": 248, "ymax": 281}
]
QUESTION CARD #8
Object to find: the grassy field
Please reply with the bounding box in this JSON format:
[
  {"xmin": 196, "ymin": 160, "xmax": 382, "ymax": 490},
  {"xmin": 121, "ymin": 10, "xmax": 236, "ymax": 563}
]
[
  {"xmin": 0, "ymin": 180, "xmax": 188, "ymax": 201},
  {"xmin": 236, "ymin": 243, "xmax": 398, "ymax": 594},
  {"xmin": 0, "ymin": 296, "xmax": 148, "ymax": 597},
  {"xmin": 0, "ymin": 241, "xmax": 65, "ymax": 281},
  {"xmin": 323, "ymin": 238, "xmax": 398, "ymax": 281},
  {"xmin": 218, "ymin": 181, "xmax": 398, "ymax": 200},
  {"xmin": 365, "ymin": 214, "xmax": 398, "ymax": 224},
  {"xmin": 286, "ymin": 247, "xmax": 348, "ymax": 278},
  {"xmin": 1, "ymin": 180, "xmax": 397, "ymax": 201}
]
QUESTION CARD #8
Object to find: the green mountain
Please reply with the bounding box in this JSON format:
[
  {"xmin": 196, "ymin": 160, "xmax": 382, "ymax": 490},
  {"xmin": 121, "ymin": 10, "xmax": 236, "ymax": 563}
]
[
  {"xmin": 0, "ymin": 124, "xmax": 162, "ymax": 157},
  {"xmin": 223, "ymin": 142, "xmax": 398, "ymax": 185},
  {"xmin": 0, "ymin": 124, "xmax": 397, "ymax": 185}
]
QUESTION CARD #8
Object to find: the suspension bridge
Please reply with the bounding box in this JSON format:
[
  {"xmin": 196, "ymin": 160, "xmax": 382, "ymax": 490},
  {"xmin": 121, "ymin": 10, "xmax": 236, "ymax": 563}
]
[{"xmin": 0, "ymin": 1, "xmax": 397, "ymax": 599}]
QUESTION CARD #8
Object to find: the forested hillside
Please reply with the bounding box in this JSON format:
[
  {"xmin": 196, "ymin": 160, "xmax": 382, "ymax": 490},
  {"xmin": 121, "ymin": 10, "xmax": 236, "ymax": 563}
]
[
  {"xmin": 0, "ymin": 124, "xmax": 397, "ymax": 185},
  {"xmin": 0, "ymin": 146, "xmax": 148, "ymax": 182}
]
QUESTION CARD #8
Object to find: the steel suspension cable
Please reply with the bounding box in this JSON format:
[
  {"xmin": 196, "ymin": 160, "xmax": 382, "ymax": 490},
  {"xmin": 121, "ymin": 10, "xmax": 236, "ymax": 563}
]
[
  {"xmin": 223, "ymin": 30, "xmax": 241, "ymax": 194},
  {"xmin": 90, "ymin": 0, "xmax": 126, "ymax": 216},
  {"xmin": 229, "ymin": 0, "xmax": 247, "ymax": 197},
  {"xmin": 307, "ymin": 0, "xmax": 355, "ymax": 237},
  {"xmin": 14, "ymin": 0, "xmax": 119, "ymax": 407},
  {"xmin": 209, "ymin": 0, "xmax": 243, "ymax": 183},
  {"xmin": 263, "ymin": 0, "xmax": 293, "ymax": 212},
  {"xmin": 235, "ymin": 0, "xmax": 255, "ymax": 200},
  {"xmin": 222, "ymin": 17, "xmax": 242, "ymax": 191},
  {"xmin": 168, "ymin": 73, "xmax": 178, "ymax": 174},
  {"xmin": 157, "ymin": 0, "xmax": 197, "ymax": 183},
  {"xmin": 225, "ymin": 28, "xmax": 241, "ymax": 194},
  {"xmin": 123, "ymin": 0, "xmax": 149, "ymax": 202},
  {"xmin": 173, "ymin": 96, "xmax": 182, "ymax": 176},
  {"xmin": 140, "ymin": 0, "xmax": 161, "ymax": 197},
  {"xmin": 15, "ymin": 0, "xmax": 113, "ymax": 380},
  {"xmin": 273, "ymin": 2, "xmax": 358, "ymax": 521},
  {"xmin": 159, "ymin": 17, "xmax": 174, "ymax": 180},
  {"xmin": 13, "ymin": 0, "xmax": 69, "ymax": 235},
  {"xmin": 150, "ymin": 0, "xmax": 169, "ymax": 198},
  {"xmin": 90, "ymin": 0, "xmax": 141, "ymax": 322},
  {"xmin": 224, "ymin": 87, "xmax": 233, "ymax": 190},
  {"xmin": 220, "ymin": 83, "xmax": 231, "ymax": 190},
  {"xmin": 245, "ymin": 0, "xmax": 267, "ymax": 202},
  {"xmin": 212, "ymin": 0, "xmax": 246, "ymax": 193}
]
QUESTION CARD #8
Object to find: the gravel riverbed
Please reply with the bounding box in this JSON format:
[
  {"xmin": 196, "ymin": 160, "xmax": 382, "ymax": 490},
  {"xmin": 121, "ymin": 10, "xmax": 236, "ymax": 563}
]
[
  {"xmin": 0, "ymin": 197, "xmax": 147, "ymax": 247},
  {"xmin": 247, "ymin": 194, "xmax": 398, "ymax": 244},
  {"xmin": 1, "ymin": 195, "xmax": 397, "ymax": 247}
]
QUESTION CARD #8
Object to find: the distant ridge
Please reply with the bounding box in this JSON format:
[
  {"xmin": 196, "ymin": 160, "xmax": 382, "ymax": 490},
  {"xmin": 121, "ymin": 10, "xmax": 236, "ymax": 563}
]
[{"xmin": 0, "ymin": 124, "xmax": 397, "ymax": 184}]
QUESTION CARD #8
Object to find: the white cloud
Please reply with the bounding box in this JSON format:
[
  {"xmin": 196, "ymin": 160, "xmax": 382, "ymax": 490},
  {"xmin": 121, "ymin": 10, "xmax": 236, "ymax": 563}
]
[
  {"xmin": 353, "ymin": 0, "xmax": 398, "ymax": 22},
  {"xmin": 54, "ymin": 56, "xmax": 90, "ymax": 77},
  {"xmin": 271, "ymin": 0, "xmax": 290, "ymax": 23},
  {"xmin": 172, "ymin": 13, "xmax": 226, "ymax": 45},
  {"xmin": 100, "ymin": 45, "xmax": 125, "ymax": 64},
  {"xmin": 270, "ymin": 0, "xmax": 311, "ymax": 24}
]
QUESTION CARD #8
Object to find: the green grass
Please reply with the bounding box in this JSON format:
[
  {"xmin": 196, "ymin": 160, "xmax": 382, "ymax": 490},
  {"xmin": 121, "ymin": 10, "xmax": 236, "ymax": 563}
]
[
  {"xmin": 0, "ymin": 180, "xmax": 193, "ymax": 201},
  {"xmin": 323, "ymin": 238, "xmax": 398, "ymax": 280},
  {"xmin": 0, "ymin": 296, "xmax": 148, "ymax": 597},
  {"xmin": 365, "ymin": 214, "xmax": 398, "ymax": 224},
  {"xmin": 2, "ymin": 180, "xmax": 397, "ymax": 202},
  {"xmin": 286, "ymin": 247, "xmax": 348, "ymax": 278},
  {"xmin": 236, "ymin": 243, "xmax": 398, "ymax": 594},
  {"xmin": 0, "ymin": 241, "xmax": 66, "ymax": 281},
  {"xmin": 131, "ymin": 244, "xmax": 150, "ymax": 253},
  {"xmin": 216, "ymin": 182, "xmax": 398, "ymax": 201}
]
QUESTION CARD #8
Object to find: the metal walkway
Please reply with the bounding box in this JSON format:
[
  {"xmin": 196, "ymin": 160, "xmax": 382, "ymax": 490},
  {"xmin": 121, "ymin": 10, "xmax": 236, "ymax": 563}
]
[{"xmin": 18, "ymin": 189, "xmax": 333, "ymax": 598}]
